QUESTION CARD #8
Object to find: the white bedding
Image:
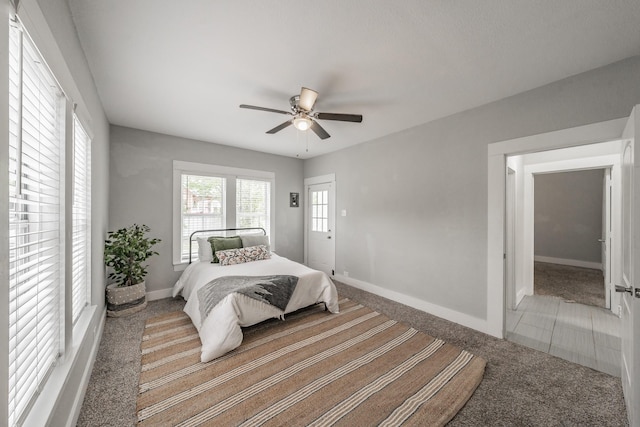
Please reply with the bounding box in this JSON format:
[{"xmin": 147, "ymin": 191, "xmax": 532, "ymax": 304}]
[{"xmin": 173, "ymin": 253, "xmax": 339, "ymax": 362}]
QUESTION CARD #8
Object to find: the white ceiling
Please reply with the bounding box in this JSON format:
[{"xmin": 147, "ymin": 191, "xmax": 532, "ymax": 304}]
[{"xmin": 67, "ymin": 0, "xmax": 640, "ymax": 159}]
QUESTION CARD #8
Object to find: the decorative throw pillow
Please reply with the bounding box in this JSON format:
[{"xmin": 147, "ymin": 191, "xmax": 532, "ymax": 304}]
[
  {"xmin": 240, "ymin": 233, "xmax": 270, "ymax": 252},
  {"xmin": 217, "ymin": 245, "xmax": 271, "ymax": 266},
  {"xmin": 196, "ymin": 237, "xmax": 213, "ymax": 262},
  {"xmin": 207, "ymin": 236, "xmax": 243, "ymax": 263}
]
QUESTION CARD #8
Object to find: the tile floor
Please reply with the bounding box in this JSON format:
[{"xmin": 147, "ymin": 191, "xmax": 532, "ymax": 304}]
[{"xmin": 507, "ymin": 295, "xmax": 620, "ymax": 376}]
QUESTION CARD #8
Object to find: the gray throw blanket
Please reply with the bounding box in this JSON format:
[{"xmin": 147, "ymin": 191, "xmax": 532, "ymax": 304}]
[{"xmin": 198, "ymin": 275, "xmax": 299, "ymax": 321}]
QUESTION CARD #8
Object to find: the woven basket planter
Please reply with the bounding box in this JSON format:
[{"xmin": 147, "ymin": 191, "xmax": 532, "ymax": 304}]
[{"xmin": 106, "ymin": 281, "xmax": 147, "ymax": 317}]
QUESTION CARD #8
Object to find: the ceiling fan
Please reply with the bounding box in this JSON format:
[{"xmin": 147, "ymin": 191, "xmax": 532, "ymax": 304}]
[{"xmin": 239, "ymin": 87, "xmax": 363, "ymax": 140}]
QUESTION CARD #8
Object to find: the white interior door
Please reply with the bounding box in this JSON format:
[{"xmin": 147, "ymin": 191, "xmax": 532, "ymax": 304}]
[
  {"xmin": 618, "ymin": 106, "xmax": 639, "ymax": 426},
  {"xmin": 306, "ymin": 182, "xmax": 335, "ymax": 275}
]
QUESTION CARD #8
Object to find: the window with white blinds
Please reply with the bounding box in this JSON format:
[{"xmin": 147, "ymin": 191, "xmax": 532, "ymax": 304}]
[
  {"xmin": 72, "ymin": 116, "xmax": 91, "ymax": 323},
  {"xmin": 180, "ymin": 174, "xmax": 226, "ymax": 262},
  {"xmin": 236, "ymin": 178, "xmax": 271, "ymax": 236},
  {"xmin": 173, "ymin": 162, "xmax": 275, "ymax": 264},
  {"xmin": 8, "ymin": 22, "xmax": 65, "ymax": 426}
]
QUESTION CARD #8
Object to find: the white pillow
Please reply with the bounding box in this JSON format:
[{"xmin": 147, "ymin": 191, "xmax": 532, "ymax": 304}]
[
  {"xmin": 197, "ymin": 237, "xmax": 213, "ymax": 262},
  {"xmin": 240, "ymin": 233, "xmax": 270, "ymax": 252}
]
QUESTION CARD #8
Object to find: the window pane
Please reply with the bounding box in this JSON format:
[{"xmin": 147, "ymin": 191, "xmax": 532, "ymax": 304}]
[
  {"xmin": 236, "ymin": 178, "xmax": 270, "ymax": 236},
  {"xmin": 72, "ymin": 116, "xmax": 91, "ymax": 323},
  {"xmin": 181, "ymin": 174, "xmax": 225, "ymax": 261},
  {"xmin": 8, "ymin": 24, "xmax": 64, "ymax": 426}
]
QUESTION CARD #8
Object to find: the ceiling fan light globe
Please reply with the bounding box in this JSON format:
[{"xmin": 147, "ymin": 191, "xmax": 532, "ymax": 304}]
[{"xmin": 293, "ymin": 116, "xmax": 312, "ymax": 131}]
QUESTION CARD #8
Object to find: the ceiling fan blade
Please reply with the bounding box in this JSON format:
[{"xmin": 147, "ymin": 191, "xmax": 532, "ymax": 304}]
[
  {"xmin": 266, "ymin": 120, "xmax": 293, "ymax": 134},
  {"xmin": 298, "ymin": 87, "xmax": 318, "ymax": 111},
  {"xmin": 310, "ymin": 121, "xmax": 330, "ymax": 140},
  {"xmin": 315, "ymin": 112, "xmax": 363, "ymax": 123},
  {"xmin": 240, "ymin": 104, "xmax": 291, "ymax": 115}
]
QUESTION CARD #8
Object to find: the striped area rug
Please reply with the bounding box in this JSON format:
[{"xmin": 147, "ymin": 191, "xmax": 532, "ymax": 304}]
[{"xmin": 137, "ymin": 299, "xmax": 485, "ymax": 426}]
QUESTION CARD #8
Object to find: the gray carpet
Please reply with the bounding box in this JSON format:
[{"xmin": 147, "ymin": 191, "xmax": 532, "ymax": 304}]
[
  {"xmin": 535, "ymin": 262, "xmax": 605, "ymax": 308},
  {"xmin": 77, "ymin": 281, "xmax": 628, "ymax": 426}
]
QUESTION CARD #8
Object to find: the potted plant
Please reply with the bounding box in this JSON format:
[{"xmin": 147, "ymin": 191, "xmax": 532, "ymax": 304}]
[{"xmin": 104, "ymin": 224, "xmax": 161, "ymax": 317}]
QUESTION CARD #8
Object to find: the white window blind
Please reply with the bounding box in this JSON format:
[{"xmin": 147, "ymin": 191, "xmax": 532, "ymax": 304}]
[
  {"xmin": 72, "ymin": 115, "xmax": 91, "ymax": 323},
  {"xmin": 8, "ymin": 22, "xmax": 65, "ymax": 427},
  {"xmin": 180, "ymin": 174, "xmax": 226, "ymax": 262},
  {"xmin": 236, "ymin": 178, "xmax": 271, "ymax": 236}
]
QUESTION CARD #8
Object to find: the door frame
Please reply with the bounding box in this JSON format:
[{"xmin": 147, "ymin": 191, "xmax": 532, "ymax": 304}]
[
  {"xmin": 521, "ymin": 159, "xmax": 620, "ymax": 312},
  {"xmin": 505, "ymin": 168, "xmax": 517, "ymax": 310},
  {"xmin": 603, "ymin": 168, "xmax": 612, "ymax": 310},
  {"xmin": 487, "ymin": 117, "xmax": 627, "ymax": 337},
  {"xmin": 304, "ymin": 173, "xmax": 336, "ymax": 272}
]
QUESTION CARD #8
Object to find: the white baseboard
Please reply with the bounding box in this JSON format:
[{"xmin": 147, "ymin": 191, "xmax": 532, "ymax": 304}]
[
  {"xmin": 333, "ymin": 274, "xmax": 490, "ymax": 335},
  {"xmin": 534, "ymin": 255, "xmax": 602, "ymax": 270},
  {"xmin": 515, "ymin": 288, "xmax": 527, "ymax": 307},
  {"xmin": 147, "ymin": 287, "xmax": 174, "ymax": 301}
]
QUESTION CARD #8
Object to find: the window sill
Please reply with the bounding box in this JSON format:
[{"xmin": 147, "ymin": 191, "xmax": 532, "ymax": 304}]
[{"xmin": 174, "ymin": 262, "xmax": 188, "ymax": 272}]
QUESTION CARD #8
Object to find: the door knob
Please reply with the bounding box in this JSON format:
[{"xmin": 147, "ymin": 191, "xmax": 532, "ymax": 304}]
[
  {"xmin": 615, "ymin": 285, "xmax": 633, "ymax": 294},
  {"xmin": 598, "ymin": 239, "xmax": 605, "ymax": 243},
  {"xmin": 327, "ymin": 236, "xmax": 332, "ymax": 239}
]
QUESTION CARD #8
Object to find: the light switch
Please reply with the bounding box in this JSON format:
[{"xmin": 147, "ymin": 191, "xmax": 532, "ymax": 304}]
[{"xmin": 341, "ymin": 209, "xmax": 347, "ymax": 217}]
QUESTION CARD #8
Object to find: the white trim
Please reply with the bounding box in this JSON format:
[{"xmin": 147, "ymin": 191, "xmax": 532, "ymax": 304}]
[
  {"xmin": 173, "ymin": 160, "xmax": 275, "ymax": 180},
  {"xmin": 487, "ymin": 118, "xmax": 626, "ymax": 339},
  {"xmin": 525, "ymin": 154, "xmax": 619, "ymax": 174},
  {"xmin": 534, "ymin": 255, "xmax": 603, "ymax": 270},
  {"xmin": 488, "ymin": 118, "xmax": 627, "ymax": 156},
  {"xmin": 147, "ymin": 287, "xmax": 174, "ymax": 301},
  {"xmin": 304, "ymin": 173, "xmax": 335, "ymax": 186},
  {"xmin": 487, "ymin": 153, "xmax": 506, "ymax": 337},
  {"xmin": 516, "ymin": 288, "xmax": 527, "ymax": 307},
  {"xmin": 174, "ymin": 263, "xmax": 187, "ymax": 272},
  {"xmin": 172, "ymin": 166, "xmax": 182, "ymax": 265},
  {"xmin": 335, "ymin": 275, "xmax": 489, "ymax": 334}
]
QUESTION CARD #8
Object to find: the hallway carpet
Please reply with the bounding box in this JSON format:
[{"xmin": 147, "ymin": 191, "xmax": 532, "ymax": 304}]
[{"xmin": 534, "ymin": 262, "xmax": 605, "ymax": 308}]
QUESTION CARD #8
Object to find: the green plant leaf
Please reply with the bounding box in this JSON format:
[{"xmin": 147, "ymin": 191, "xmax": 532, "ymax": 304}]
[{"xmin": 103, "ymin": 224, "xmax": 161, "ymax": 287}]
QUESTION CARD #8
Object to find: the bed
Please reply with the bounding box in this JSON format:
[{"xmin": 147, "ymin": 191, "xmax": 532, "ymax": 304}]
[{"xmin": 172, "ymin": 228, "xmax": 339, "ymax": 362}]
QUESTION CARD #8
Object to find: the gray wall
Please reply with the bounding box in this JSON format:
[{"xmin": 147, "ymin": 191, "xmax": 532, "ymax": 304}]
[
  {"xmin": 304, "ymin": 55, "xmax": 640, "ymax": 320},
  {"xmin": 534, "ymin": 170, "xmax": 604, "ymax": 263},
  {"xmin": 109, "ymin": 126, "xmax": 305, "ymax": 293}
]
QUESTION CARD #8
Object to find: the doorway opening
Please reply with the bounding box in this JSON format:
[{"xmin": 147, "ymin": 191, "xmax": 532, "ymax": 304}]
[
  {"xmin": 533, "ymin": 169, "xmax": 608, "ymax": 309},
  {"xmin": 504, "ymin": 142, "xmax": 622, "ymax": 376}
]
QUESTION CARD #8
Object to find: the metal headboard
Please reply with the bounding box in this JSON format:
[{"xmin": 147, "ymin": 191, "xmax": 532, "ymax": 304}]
[{"xmin": 188, "ymin": 227, "xmax": 267, "ymax": 264}]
